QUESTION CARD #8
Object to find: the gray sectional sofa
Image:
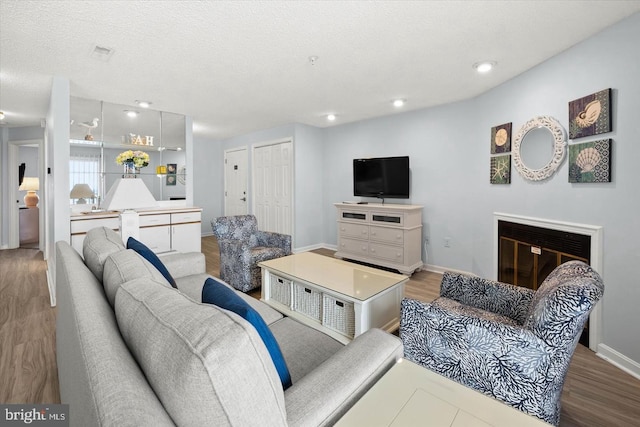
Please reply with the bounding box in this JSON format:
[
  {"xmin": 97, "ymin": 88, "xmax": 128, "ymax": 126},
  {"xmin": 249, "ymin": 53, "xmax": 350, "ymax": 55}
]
[{"xmin": 56, "ymin": 227, "xmax": 403, "ymax": 426}]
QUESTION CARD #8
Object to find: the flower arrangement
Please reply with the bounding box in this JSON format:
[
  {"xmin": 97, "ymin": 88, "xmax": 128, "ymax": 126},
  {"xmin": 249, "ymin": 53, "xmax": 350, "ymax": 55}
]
[{"xmin": 116, "ymin": 150, "xmax": 150, "ymax": 168}]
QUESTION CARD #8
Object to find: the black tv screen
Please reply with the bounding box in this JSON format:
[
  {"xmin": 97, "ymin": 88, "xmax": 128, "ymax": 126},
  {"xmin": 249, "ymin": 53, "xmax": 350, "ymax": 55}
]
[{"xmin": 353, "ymin": 156, "xmax": 410, "ymax": 199}]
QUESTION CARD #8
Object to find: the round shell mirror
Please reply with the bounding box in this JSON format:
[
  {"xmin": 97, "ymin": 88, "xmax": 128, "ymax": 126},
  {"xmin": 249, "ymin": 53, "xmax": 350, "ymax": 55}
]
[{"xmin": 512, "ymin": 116, "xmax": 566, "ymax": 181}]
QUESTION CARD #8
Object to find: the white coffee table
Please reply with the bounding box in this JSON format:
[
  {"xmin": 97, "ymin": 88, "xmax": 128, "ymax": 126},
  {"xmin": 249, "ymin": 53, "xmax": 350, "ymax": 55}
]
[
  {"xmin": 336, "ymin": 358, "xmax": 552, "ymax": 427},
  {"xmin": 259, "ymin": 252, "xmax": 408, "ymax": 344}
]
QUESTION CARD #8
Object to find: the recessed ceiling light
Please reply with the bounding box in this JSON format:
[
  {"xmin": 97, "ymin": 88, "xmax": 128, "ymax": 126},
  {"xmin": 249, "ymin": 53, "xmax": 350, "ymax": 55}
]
[
  {"xmin": 393, "ymin": 99, "xmax": 405, "ymax": 108},
  {"xmin": 473, "ymin": 61, "xmax": 496, "ymax": 73},
  {"xmin": 135, "ymin": 100, "xmax": 151, "ymax": 108},
  {"xmin": 124, "ymin": 110, "xmax": 139, "ymax": 118},
  {"xmin": 327, "ymin": 114, "xmax": 336, "ymax": 121},
  {"xmin": 0, "ymin": 111, "xmax": 5, "ymax": 120}
]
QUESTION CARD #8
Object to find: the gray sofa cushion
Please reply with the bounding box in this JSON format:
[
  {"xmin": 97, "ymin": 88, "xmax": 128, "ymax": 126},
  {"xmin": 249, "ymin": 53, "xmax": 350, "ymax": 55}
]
[
  {"xmin": 102, "ymin": 249, "xmax": 171, "ymax": 307},
  {"xmin": 115, "ymin": 278, "xmax": 288, "ymax": 427},
  {"xmin": 270, "ymin": 317, "xmax": 343, "ymax": 383},
  {"xmin": 83, "ymin": 227, "xmax": 125, "ymax": 280},
  {"xmin": 175, "ymin": 273, "xmax": 284, "ymax": 325},
  {"xmin": 159, "ymin": 251, "xmax": 206, "ymax": 279}
]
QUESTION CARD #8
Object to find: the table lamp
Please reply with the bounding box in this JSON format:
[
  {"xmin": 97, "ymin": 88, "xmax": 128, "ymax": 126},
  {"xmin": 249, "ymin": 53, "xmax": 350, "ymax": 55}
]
[
  {"xmin": 70, "ymin": 183, "xmax": 95, "ymax": 204},
  {"xmin": 18, "ymin": 177, "xmax": 39, "ymax": 208}
]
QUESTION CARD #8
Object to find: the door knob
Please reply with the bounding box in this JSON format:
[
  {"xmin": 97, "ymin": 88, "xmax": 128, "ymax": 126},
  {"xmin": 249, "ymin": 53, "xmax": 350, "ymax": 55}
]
[{"xmin": 240, "ymin": 197, "xmax": 247, "ymax": 201}]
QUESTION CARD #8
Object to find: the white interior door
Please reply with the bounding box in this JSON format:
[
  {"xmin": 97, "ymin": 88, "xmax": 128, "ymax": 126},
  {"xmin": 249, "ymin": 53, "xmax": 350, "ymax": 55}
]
[
  {"xmin": 224, "ymin": 148, "xmax": 248, "ymax": 216},
  {"xmin": 252, "ymin": 139, "xmax": 293, "ymax": 235}
]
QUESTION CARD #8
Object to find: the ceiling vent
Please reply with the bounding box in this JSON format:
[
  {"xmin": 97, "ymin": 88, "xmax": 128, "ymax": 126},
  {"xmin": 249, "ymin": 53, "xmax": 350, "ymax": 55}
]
[{"xmin": 90, "ymin": 45, "xmax": 114, "ymax": 62}]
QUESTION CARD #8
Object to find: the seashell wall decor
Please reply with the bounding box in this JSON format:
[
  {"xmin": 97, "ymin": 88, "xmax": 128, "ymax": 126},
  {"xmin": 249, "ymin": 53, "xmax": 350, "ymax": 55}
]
[
  {"xmin": 569, "ymin": 89, "xmax": 612, "ymax": 139},
  {"xmin": 490, "ymin": 122, "xmax": 512, "ymax": 154},
  {"xmin": 568, "ymin": 139, "xmax": 612, "ymax": 183}
]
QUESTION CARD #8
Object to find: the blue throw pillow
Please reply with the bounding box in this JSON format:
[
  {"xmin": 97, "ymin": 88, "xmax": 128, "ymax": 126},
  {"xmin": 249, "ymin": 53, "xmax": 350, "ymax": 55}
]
[
  {"xmin": 127, "ymin": 237, "xmax": 178, "ymax": 288},
  {"xmin": 202, "ymin": 277, "xmax": 292, "ymax": 390}
]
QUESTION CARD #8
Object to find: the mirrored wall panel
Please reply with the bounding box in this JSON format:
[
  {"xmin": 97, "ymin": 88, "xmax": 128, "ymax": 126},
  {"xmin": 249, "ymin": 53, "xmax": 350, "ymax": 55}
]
[{"xmin": 70, "ymin": 97, "xmax": 187, "ymax": 204}]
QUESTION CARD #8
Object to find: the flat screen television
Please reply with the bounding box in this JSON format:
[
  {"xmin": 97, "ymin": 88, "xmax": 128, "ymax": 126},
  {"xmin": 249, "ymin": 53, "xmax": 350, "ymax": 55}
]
[{"xmin": 353, "ymin": 156, "xmax": 410, "ymax": 199}]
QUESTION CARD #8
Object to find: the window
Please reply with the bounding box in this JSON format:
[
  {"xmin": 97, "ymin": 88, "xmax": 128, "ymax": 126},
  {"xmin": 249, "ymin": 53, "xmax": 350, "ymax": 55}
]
[{"xmin": 69, "ymin": 154, "xmax": 100, "ymax": 200}]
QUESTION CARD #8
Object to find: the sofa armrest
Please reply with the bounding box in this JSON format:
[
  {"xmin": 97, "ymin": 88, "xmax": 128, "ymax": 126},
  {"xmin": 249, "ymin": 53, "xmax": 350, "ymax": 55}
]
[
  {"xmin": 440, "ymin": 271, "xmax": 534, "ymax": 324},
  {"xmin": 159, "ymin": 251, "xmax": 206, "ymax": 279},
  {"xmin": 256, "ymin": 231, "xmax": 292, "ymax": 254},
  {"xmin": 285, "ymin": 329, "xmax": 402, "ymax": 427}
]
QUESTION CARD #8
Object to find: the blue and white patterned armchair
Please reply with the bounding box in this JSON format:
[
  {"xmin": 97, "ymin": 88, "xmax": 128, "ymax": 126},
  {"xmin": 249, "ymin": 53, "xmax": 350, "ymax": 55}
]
[
  {"xmin": 400, "ymin": 261, "xmax": 604, "ymax": 426},
  {"xmin": 211, "ymin": 215, "xmax": 291, "ymax": 292}
]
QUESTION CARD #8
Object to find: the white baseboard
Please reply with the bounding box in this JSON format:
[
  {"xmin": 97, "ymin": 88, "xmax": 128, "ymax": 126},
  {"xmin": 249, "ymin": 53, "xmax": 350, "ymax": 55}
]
[
  {"xmin": 597, "ymin": 344, "xmax": 640, "ymax": 380},
  {"xmin": 423, "ymin": 263, "xmax": 474, "ymax": 277},
  {"xmin": 46, "ymin": 267, "xmax": 56, "ymax": 307},
  {"xmin": 295, "ymin": 243, "xmax": 333, "ymax": 253}
]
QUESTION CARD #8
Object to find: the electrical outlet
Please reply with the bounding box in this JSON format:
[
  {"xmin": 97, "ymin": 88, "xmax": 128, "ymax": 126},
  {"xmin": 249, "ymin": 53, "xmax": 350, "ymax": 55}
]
[{"xmin": 444, "ymin": 237, "xmax": 451, "ymax": 248}]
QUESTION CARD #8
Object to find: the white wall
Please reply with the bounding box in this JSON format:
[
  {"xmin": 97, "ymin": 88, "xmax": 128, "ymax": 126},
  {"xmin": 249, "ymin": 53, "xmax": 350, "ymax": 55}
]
[
  {"xmin": 193, "ymin": 135, "xmax": 223, "ymax": 235},
  {"xmin": 47, "ymin": 76, "xmax": 71, "ymax": 305},
  {"xmin": 321, "ymin": 13, "xmax": 640, "ymax": 368},
  {"xmin": 293, "ymin": 124, "xmax": 325, "ymax": 249}
]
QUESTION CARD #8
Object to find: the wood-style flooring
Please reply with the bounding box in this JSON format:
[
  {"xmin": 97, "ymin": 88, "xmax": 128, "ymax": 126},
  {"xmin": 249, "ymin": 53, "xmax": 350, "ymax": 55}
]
[
  {"xmin": 1, "ymin": 237, "xmax": 639, "ymax": 426},
  {"xmin": 0, "ymin": 248, "xmax": 59, "ymax": 403}
]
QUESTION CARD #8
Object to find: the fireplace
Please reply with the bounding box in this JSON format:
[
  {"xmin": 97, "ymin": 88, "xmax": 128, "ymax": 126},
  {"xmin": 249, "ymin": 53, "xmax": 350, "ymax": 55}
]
[
  {"xmin": 493, "ymin": 213, "xmax": 603, "ymax": 350},
  {"xmin": 498, "ymin": 221, "xmax": 590, "ymax": 290}
]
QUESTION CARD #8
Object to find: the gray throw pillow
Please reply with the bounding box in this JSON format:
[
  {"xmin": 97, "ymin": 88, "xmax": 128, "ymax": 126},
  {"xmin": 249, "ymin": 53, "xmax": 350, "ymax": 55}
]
[
  {"xmin": 103, "ymin": 249, "xmax": 171, "ymax": 307},
  {"xmin": 115, "ymin": 279, "xmax": 287, "ymax": 426},
  {"xmin": 83, "ymin": 227, "xmax": 125, "ymax": 280}
]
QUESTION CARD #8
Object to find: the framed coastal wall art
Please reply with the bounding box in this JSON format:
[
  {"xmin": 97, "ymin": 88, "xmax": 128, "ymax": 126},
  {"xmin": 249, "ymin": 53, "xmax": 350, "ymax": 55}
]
[
  {"xmin": 166, "ymin": 163, "xmax": 177, "ymax": 185},
  {"xmin": 568, "ymin": 139, "xmax": 612, "ymax": 183},
  {"xmin": 491, "ymin": 122, "xmax": 512, "ymax": 154},
  {"xmin": 568, "ymin": 89, "xmax": 612, "ymax": 139},
  {"xmin": 490, "ymin": 154, "xmax": 511, "ymax": 184}
]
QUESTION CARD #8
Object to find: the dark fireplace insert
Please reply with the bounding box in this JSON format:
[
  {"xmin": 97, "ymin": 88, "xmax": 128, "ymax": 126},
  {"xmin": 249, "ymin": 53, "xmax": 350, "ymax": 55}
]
[{"xmin": 497, "ymin": 220, "xmax": 591, "ymax": 345}]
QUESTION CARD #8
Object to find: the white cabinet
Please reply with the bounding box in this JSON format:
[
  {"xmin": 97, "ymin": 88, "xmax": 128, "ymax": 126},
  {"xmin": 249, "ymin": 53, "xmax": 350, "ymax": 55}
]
[
  {"xmin": 139, "ymin": 214, "xmax": 172, "ymax": 253},
  {"xmin": 334, "ymin": 203, "xmax": 423, "ymax": 275},
  {"xmin": 170, "ymin": 212, "xmax": 202, "ymax": 253},
  {"xmin": 71, "ymin": 216, "xmax": 120, "ymax": 254},
  {"xmin": 70, "ymin": 207, "xmax": 201, "ymax": 255}
]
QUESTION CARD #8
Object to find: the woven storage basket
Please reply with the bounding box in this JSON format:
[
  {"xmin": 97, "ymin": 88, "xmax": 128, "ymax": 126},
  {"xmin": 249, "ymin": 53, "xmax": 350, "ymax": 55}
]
[
  {"xmin": 322, "ymin": 294, "xmax": 355, "ymax": 338},
  {"xmin": 293, "ymin": 283, "xmax": 322, "ymax": 322},
  {"xmin": 269, "ymin": 273, "xmax": 292, "ymax": 307}
]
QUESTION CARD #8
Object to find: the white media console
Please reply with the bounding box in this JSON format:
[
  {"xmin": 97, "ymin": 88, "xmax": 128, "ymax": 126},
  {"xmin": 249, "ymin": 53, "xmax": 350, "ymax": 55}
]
[{"xmin": 334, "ymin": 203, "xmax": 423, "ymax": 275}]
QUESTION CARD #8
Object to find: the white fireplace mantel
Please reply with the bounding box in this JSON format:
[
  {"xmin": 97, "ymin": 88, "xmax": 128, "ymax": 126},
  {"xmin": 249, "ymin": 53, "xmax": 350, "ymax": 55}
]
[{"xmin": 493, "ymin": 212, "xmax": 604, "ymax": 352}]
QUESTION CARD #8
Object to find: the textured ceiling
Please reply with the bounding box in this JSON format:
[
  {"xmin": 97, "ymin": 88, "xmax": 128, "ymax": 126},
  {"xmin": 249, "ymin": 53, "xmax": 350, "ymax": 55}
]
[{"xmin": 1, "ymin": 1, "xmax": 639, "ymax": 140}]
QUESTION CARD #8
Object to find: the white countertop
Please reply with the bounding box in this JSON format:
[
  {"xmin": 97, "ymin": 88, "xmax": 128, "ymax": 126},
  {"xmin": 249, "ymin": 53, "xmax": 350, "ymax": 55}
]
[{"xmin": 71, "ymin": 205, "xmax": 201, "ymax": 220}]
